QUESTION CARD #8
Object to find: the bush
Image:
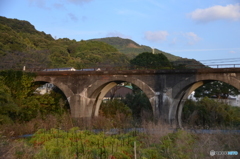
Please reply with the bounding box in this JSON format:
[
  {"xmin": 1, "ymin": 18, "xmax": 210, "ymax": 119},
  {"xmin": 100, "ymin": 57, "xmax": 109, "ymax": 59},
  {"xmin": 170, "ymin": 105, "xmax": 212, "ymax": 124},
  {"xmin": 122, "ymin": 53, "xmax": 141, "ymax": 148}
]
[
  {"xmin": 182, "ymin": 97, "xmax": 240, "ymax": 128},
  {"xmin": 100, "ymin": 99, "xmax": 132, "ymax": 119}
]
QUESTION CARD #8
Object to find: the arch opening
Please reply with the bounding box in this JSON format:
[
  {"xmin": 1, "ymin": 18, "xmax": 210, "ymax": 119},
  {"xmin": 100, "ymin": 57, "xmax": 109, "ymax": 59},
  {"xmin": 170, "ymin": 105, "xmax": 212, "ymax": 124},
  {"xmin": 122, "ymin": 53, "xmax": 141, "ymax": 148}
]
[
  {"xmin": 177, "ymin": 80, "xmax": 240, "ymax": 129},
  {"xmin": 33, "ymin": 81, "xmax": 71, "ymax": 116},
  {"xmin": 90, "ymin": 80, "xmax": 154, "ymax": 125}
]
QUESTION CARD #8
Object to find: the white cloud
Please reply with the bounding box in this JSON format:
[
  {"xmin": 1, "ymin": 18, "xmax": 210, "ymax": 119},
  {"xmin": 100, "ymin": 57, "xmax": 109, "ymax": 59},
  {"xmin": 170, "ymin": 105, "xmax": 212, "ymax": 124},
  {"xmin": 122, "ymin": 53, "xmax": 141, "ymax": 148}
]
[
  {"xmin": 53, "ymin": 3, "xmax": 65, "ymax": 10},
  {"xmin": 28, "ymin": 0, "xmax": 93, "ymax": 9},
  {"xmin": 229, "ymin": 50, "xmax": 236, "ymax": 54},
  {"xmin": 189, "ymin": 4, "xmax": 240, "ymax": 22},
  {"xmin": 28, "ymin": 0, "xmax": 50, "ymax": 10},
  {"xmin": 144, "ymin": 31, "xmax": 169, "ymax": 42},
  {"xmin": 146, "ymin": 0, "xmax": 164, "ymax": 8},
  {"xmin": 117, "ymin": 9, "xmax": 147, "ymax": 17},
  {"xmin": 67, "ymin": 0, "xmax": 93, "ymax": 5},
  {"xmin": 183, "ymin": 32, "xmax": 201, "ymax": 45},
  {"xmin": 68, "ymin": 13, "xmax": 78, "ymax": 22},
  {"xmin": 170, "ymin": 37, "xmax": 177, "ymax": 45}
]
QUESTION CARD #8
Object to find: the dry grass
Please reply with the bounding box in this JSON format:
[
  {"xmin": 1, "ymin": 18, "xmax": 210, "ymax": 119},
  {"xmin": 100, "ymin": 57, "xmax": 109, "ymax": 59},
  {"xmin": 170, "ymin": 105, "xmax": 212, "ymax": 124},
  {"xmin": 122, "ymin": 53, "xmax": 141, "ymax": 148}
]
[
  {"xmin": 0, "ymin": 139, "xmax": 36, "ymax": 159},
  {"xmin": 0, "ymin": 113, "xmax": 74, "ymax": 159},
  {"xmin": 0, "ymin": 113, "xmax": 240, "ymax": 159},
  {"xmin": 71, "ymin": 112, "xmax": 134, "ymax": 130},
  {"xmin": 191, "ymin": 133, "xmax": 240, "ymax": 159},
  {"xmin": 140, "ymin": 120, "xmax": 174, "ymax": 146},
  {"xmin": 0, "ymin": 113, "xmax": 74, "ymax": 138}
]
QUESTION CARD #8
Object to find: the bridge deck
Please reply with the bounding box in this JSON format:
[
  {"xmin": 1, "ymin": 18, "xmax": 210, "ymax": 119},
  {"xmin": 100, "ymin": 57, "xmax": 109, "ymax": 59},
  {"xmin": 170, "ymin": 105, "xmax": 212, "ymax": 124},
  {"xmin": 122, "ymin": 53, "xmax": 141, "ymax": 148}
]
[{"xmin": 34, "ymin": 68, "xmax": 240, "ymax": 76}]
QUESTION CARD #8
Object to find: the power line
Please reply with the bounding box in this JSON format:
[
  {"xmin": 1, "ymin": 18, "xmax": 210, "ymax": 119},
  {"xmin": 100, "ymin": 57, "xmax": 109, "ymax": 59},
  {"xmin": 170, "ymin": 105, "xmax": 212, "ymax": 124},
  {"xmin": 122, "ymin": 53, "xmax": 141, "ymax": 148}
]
[
  {"xmin": 199, "ymin": 57, "xmax": 240, "ymax": 62},
  {"xmin": 197, "ymin": 57, "xmax": 240, "ymax": 65}
]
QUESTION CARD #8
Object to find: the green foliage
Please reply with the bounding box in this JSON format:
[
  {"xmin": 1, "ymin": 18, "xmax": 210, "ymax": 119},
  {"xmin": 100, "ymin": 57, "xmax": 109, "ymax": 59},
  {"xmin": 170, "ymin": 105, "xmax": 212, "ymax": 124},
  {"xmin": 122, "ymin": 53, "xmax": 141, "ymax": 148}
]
[
  {"xmin": 130, "ymin": 52, "xmax": 172, "ymax": 69},
  {"xmin": 18, "ymin": 96, "xmax": 41, "ymax": 121},
  {"xmin": 26, "ymin": 128, "xmax": 200, "ymax": 159},
  {"xmin": 122, "ymin": 85, "xmax": 153, "ymax": 121},
  {"xmin": 156, "ymin": 130, "xmax": 197, "ymax": 159},
  {"xmin": 182, "ymin": 98, "xmax": 240, "ymax": 128},
  {"xmin": 0, "ymin": 78, "xmax": 19, "ymax": 124},
  {"xmin": 0, "ymin": 70, "xmax": 35, "ymax": 101},
  {"xmin": 0, "ymin": 16, "xmax": 49, "ymax": 36},
  {"xmin": 0, "ymin": 71, "xmax": 40, "ymax": 121},
  {"xmin": 1, "ymin": 16, "xmax": 202, "ymax": 70},
  {"xmin": 0, "ymin": 16, "xmax": 129, "ymax": 70},
  {"xmin": 38, "ymin": 88, "xmax": 69, "ymax": 116},
  {"xmin": 99, "ymin": 99, "xmax": 133, "ymax": 129},
  {"xmin": 72, "ymin": 40, "xmax": 129, "ymax": 68},
  {"xmin": 0, "ymin": 24, "xmax": 27, "ymax": 52},
  {"xmin": 92, "ymin": 37, "xmax": 181, "ymax": 61},
  {"xmin": 0, "ymin": 70, "xmax": 69, "ymax": 123},
  {"xmin": 76, "ymin": 40, "xmax": 118, "ymax": 53},
  {"xmin": 30, "ymin": 128, "xmax": 139, "ymax": 159},
  {"xmin": 194, "ymin": 81, "xmax": 240, "ymax": 99},
  {"xmin": 100, "ymin": 99, "xmax": 132, "ymax": 118},
  {"xmin": 172, "ymin": 58, "xmax": 205, "ymax": 69}
]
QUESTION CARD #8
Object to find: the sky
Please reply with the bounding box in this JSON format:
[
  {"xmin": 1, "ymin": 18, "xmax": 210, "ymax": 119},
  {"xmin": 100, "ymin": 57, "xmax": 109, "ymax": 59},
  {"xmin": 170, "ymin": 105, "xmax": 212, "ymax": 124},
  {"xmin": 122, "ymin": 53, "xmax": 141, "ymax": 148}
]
[{"xmin": 1, "ymin": 0, "xmax": 240, "ymax": 65}]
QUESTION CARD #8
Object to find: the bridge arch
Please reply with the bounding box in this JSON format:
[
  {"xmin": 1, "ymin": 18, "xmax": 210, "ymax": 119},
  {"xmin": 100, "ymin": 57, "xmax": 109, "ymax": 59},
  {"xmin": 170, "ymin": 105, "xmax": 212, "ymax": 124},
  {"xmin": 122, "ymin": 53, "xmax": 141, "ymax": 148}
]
[
  {"xmin": 34, "ymin": 76, "xmax": 75, "ymax": 98},
  {"xmin": 170, "ymin": 73, "xmax": 240, "ymax": 128},
  {"xmin": 85, "ymin": 76, "xmax": 157, "ymax": 118},
  {"xmin": 34, "ymin": 76, "xmax": 75, "ymax": 114}
]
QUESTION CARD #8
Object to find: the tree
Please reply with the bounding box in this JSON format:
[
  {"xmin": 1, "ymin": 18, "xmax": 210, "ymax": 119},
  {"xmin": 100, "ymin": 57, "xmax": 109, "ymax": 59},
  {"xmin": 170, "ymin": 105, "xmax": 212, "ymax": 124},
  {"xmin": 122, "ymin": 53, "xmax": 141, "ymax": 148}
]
[
  {"xmin": 0, "ymin": 70, "xmax": 70, "ymax": 122},
  {"xmin": 122, "ymin": 85, "xmax": 153, "ymax": 121},
  {"xmin": 0, "ymin": 77, "xmax": 19, "ymax": 124},
  {"xmin": 182, "ymin": 98, "xmax": 240, "ymax": 128},
  {"xmin": 0, "ymin": 17, "xmax": 131, "ymax": 70},
  {"xmin": 130, "ymin": 52, "xmax": 172, "ymax": 69},
  {"xmin": 194, "ymin": 81, "xmax": 240, "ymax": 99},
  {"xmin": 100, "ymin": 99, "xmax": 132, "ymax": 119}
]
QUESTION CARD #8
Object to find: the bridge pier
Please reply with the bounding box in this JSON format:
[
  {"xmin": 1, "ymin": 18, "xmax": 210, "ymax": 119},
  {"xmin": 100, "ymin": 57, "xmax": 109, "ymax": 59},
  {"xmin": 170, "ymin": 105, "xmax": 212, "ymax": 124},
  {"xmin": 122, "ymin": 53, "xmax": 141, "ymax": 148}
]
[
  {"xmin": 92, "ymin": 82, "xmax": 118, "ymax": 117},
  {"xmin": 149, "ymin": 93, "xmax": 160, "ymax": 118},
  {"xmin": 68, "ymin": 94, "xmax": 81, "ymax": 118},
  {"xmin": 68, "ymin": 94, "xmax": 93, "ymax": 118}
]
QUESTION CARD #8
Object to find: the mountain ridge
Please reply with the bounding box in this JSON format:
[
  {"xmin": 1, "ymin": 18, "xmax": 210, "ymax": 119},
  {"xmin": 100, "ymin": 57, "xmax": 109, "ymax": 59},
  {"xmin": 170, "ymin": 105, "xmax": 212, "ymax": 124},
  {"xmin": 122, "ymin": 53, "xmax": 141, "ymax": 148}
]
[
  {"xmin": 0, "ymin": 16, "xmax": 203, "ymax": 69},
  {"xmin": 90, "ymin": 37, "xmax": 182, "ymax": 61}
]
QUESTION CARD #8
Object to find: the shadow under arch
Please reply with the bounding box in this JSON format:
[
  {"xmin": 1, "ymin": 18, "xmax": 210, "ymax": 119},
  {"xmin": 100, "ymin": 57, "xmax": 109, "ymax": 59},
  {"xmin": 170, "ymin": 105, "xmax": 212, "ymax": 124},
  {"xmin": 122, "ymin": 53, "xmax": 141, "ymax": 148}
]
[
  {"xmin": 86, "ymin": 78, "xmax": 156, "ymax": 118},
  {"xmin": 173, "ymin": 77, "xmax": 240, "ymax": 128}
]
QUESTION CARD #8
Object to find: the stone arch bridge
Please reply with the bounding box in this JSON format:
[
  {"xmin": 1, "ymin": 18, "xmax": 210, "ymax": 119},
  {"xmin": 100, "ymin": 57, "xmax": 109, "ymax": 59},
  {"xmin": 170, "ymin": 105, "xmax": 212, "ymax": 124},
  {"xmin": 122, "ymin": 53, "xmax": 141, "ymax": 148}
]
[{"xmin": 34, "ymin": 68, "xmax": 240, "ymax": 128}]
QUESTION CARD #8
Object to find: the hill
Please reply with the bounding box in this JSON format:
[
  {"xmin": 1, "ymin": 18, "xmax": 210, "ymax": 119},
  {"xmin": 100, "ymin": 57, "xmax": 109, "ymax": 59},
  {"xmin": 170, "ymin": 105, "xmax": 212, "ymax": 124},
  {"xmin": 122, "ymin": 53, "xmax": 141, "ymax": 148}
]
[
  {"xmin": 0, "ymin": 16, "xmax": 204, "ymax": 70},
  {"xmin": 90, "ymin": 37, "xmax": 181, "ymax": 61},
  {"xmin": 0, "ymin": 16, "xmax": 129, "ymax": 70},
  {"xmin": 91, "ymin": 37, "xmax": 205, "ymax": 68}
]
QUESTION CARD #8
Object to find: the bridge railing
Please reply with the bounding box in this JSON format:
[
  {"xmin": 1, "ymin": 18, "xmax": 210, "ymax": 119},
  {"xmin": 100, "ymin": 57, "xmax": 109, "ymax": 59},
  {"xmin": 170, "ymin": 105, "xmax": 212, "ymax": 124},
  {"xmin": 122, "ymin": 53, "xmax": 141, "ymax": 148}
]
[{"xmin": 206, "ymin": 64, "xmax": 240, "ymax": 68}]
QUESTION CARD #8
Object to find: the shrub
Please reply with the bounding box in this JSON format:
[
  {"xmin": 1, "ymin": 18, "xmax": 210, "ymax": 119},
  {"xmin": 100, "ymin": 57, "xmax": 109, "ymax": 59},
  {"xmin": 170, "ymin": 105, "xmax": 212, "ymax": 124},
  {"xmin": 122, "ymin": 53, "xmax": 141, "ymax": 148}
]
[{"xmin": 182, "ymin": 97, "xmax": 240, "ymax": 128}]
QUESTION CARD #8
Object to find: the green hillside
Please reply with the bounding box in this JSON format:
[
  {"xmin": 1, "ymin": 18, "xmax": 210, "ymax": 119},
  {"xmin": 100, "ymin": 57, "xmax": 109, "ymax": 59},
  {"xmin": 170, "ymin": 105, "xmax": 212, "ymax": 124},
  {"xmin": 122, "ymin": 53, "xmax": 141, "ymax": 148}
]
[
  {"xmin": 0, "ymin": 16, "xmax": 203, "ymax": 70},
  {"xmin": 90, "ymin": 37, "xmax": 181, "ymax": 61},
  {"xmin": 0, "ymin": 16, "xmax": 129, "ymax": 70}
]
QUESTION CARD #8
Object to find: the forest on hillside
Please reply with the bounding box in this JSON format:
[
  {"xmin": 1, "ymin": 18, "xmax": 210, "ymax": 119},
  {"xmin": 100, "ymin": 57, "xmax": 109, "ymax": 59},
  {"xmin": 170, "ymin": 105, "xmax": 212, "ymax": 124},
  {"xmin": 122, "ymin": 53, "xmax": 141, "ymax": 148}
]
[
  {"xmin": 91, "ymin": 37, "xmax": 181, "ymax": 61},
  {"xmin": 0, "ymin": 16, "xmax": 203, "ymax": 70},
  {"xmin": 0, "ymin": 16, "xmax": 130, "ymax": 70}
]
